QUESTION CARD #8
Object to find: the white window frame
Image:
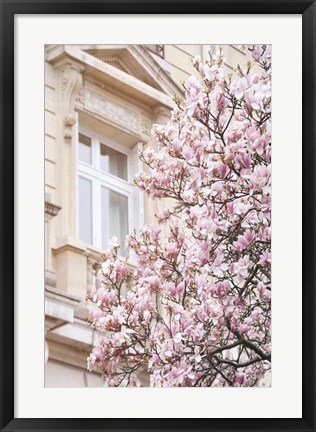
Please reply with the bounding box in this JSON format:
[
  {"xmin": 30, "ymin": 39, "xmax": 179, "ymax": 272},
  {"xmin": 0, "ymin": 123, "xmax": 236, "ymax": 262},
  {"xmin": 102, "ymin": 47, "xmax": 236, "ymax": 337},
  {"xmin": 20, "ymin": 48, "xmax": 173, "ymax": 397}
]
[{"xmin": 77, "ymin": 127, "xmax": 141, "ymax": 253}]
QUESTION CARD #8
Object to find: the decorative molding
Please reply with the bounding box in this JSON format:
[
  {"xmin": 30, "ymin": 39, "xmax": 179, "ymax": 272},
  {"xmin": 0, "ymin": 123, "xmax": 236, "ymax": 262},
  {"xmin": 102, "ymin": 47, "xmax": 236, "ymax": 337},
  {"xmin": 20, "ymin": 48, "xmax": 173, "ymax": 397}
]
[
  {"xmin": 60, "ymin": 63, "xmax": 83, "ymax": 104},
  {"xmin": 44, "ymin": 289, "xmax": 81, "ymax": 333},
  {"xmin": 45, "ymin": 286, "xmax": 81, "ymax": 305},
  {"xmin": 45, "ymin": 200, "xmax": 61, "ymax": 218},
  {"xmin": 141, "ymin": 118, "xmax": 153, "ymax": 137},
  {"xmin": 46, "ymin": 339, "xmax": 92, "ymax": 370},
  {"xmin": 84, "ymin": 74, "xmax": 148, "ymax": 110},
  {"xmin": 130, "ymin": 45, "xmax": 184, "ymax": 98},
  {"xmin": 45, "ymin": 269, "xmax": 57, "ymax": 289},
  {"xmin": 45, "ymin": 299, "xmax": 75, "ymax": 323},
  {"xmin": 153, "ymin": 104, "xmax": 172, "ymax": 124},
  {"xmin": 74, "ymin": 305, "xmax": 90, "ymax": 321},
  {"xmin": 46, "ymin": 333, "xmax": 103, "ymax": 372},
  {"xmin": 75, "ymin": 85, "xmax": 85, "ymax": 105},
  {"xmin": 86, "ymin": 89, "xmax": 139, "ymax": 131},
  {"xmin": 63, "ymin": 114, "xmax": 77, "ymax": 141},
  {"xmin": 93, "ymin": 54, "xmax": 143, "ymax": 81},
  {"xmin": 58, "ymin": 61, "xmax": 84, "ymax": 140},
  {"xmin": 53, "ymin": 237, "xmax": 87, "ymax": 255}
]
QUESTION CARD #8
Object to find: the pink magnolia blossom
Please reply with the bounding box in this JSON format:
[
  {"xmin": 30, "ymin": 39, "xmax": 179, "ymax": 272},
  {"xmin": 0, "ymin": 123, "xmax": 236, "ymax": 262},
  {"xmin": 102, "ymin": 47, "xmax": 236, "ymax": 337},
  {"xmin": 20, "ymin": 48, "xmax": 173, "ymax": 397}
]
[{"xmin": 87, "ymin": 46, "xmax": 271, "ymax": 387}]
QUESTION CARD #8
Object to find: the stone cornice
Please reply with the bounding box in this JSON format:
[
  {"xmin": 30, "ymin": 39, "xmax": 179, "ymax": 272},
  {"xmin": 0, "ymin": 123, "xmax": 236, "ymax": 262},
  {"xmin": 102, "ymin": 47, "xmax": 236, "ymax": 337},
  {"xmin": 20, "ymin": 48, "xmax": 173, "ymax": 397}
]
[
  {"xmin": 130, "ymin": 45, "xmax": 184, "ymax": 98},
  {"xmin": 53, "ymin": 237, "xmax": 86, "ymax": 255},
  {"xmin": 49, "ymin": 45, "xmax": 174, "ymax": 109},
  {"xmin": 84, "ymin": 74, "xmax": 149, "ymax": 111},
  {"xmin": 92, "ymin": 55, "xmax": 143, "ymax": 81},
  {"xmin": 45, "ymin": 201, "xmax": 61, "ymax": 218},
  {"xmin": 45, "ymin": 286, "xmax": 81, "ymax": 305}
]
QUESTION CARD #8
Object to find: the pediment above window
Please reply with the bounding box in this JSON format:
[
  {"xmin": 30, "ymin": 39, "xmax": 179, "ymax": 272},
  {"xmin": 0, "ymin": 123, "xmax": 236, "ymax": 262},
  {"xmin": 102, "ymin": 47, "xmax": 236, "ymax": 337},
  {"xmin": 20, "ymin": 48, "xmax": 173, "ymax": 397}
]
[
  {"xmin": 46, "ymin": 45, "xmax": 178, "ymax": 109},
  {"xmin": 86, "ymin": 49, "xmax": 148, "ymax": 83},
  {"xmin": 82, "ymin": 45, "xmax": 183, "ymax": 99}
]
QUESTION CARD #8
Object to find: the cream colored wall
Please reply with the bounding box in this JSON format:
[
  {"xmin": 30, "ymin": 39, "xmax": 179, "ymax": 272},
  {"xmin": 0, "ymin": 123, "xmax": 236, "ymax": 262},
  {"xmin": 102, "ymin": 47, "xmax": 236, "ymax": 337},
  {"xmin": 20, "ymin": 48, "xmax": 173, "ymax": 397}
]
[
  {"xmin": 45, "ymin": 360, "xmax": 102, "ymax": 388},
  {"xmin": 45, "ymin": 62, "xmax": 60, "ymax": 280},
  {"xmin": 164, "ymin": 45, "xmax": 199, "ymax": 85},
  {"xmin": 44, "ymin": 52, "xmax": 95, "ymax": 386},
  {"xmin": 164, "ymin": 44, "xmax": 255, "ymax": 88},
  {"xmin": 45, "ymin": 62, "xmax": 57, "ymax": 202}
]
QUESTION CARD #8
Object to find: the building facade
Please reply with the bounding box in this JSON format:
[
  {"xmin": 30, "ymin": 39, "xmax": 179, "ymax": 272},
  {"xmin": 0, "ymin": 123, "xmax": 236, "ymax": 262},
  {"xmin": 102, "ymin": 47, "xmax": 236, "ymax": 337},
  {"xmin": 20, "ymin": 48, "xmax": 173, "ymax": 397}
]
[{"xmin": 44, "ymin": 44, "xmax": 254, "ymax": 387}]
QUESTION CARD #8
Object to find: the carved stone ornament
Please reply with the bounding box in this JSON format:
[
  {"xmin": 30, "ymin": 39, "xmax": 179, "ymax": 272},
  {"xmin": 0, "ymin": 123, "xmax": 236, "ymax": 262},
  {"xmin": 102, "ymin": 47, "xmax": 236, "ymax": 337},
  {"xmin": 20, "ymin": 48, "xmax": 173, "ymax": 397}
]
[
  {"xmin": 63, "ymin": 114, "xmax": 77, "ymax": 141},
  {"xmin": 93, "ymin": 55, "xmax": 142, "ymax": 81},
  {"xmin": 58, "ymin": 62, "xmax": 84, "ymax": 140},
  {"xmin": 141, "ymin": 118, "xmax": 153, "ymax": 137},
  {"xmin": 86, "ymin": 90, "xmax": 139, "ymax": 131},
  {"xmin": 45, "ymin": 201, "xmax": 61, "ymax": 218},
  {"xmin": 60, "ymin": 63, "xmax": 83, "ymax": 108},
  {"xmin": 85, "ymin": 74, "xmax": 148, "ymax": 110},
  {"xmin": 75, "ymin": 85, "xmax": 85, "ymax": 105}
]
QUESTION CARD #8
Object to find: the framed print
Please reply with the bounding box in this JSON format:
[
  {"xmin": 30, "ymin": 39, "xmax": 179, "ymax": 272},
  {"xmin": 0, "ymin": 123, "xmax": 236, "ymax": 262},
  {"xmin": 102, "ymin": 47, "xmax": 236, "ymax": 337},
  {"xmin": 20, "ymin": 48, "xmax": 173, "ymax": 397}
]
[{"xmin": 0, "ymin": 1, "xmax": 315, "ymax": 431}]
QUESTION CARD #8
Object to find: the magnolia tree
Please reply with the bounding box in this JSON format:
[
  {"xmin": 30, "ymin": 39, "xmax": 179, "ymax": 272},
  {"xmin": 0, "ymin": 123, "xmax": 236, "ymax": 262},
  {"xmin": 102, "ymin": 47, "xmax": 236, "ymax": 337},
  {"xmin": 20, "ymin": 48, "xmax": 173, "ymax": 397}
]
[{"xmin": 87, "ymin": 45, "xmax": 271, "ymax": 387}]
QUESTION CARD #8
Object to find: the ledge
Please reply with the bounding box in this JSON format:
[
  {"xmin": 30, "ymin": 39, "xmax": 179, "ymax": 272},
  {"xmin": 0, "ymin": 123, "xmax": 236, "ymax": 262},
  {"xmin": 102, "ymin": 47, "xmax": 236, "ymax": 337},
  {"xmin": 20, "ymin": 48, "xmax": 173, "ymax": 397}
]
[
  {"xmin": 45, "ymin": 286, "xmax": 81, "ymax": 305},
  {"xmin": 45, "ymin": 201, "xmax": 61, "ymax": 218},
  {"xmin": 53, "ymin": 236, "xmax": 87, "ymax": 255}
]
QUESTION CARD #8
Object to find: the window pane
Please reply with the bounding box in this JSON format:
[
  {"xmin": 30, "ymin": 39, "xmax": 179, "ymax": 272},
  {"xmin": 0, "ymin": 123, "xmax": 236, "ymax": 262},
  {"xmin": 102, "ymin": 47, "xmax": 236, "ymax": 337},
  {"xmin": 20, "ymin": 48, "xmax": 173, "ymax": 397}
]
[
  {"xmin": 79, "ymin": 177, "xmax": 92, "ymax": 245},
  {"xmin": 101, "ymin": 187, "xmax": 128, "ymax": 256},
  {"xmin": 79, "ymin": 134, "xmax": 91, "ymax": 164},
  {"xmin": 100, "ymin": 144, "xmax": 127, "ymax": 181}
]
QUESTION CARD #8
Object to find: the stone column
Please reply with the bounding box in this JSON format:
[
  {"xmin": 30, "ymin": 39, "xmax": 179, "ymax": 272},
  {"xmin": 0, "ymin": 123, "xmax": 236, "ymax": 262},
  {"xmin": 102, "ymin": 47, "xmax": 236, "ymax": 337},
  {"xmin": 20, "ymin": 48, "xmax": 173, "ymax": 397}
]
[{"xmin": 55, "ymin": 60, "xmax": 84, "ymax": 241}]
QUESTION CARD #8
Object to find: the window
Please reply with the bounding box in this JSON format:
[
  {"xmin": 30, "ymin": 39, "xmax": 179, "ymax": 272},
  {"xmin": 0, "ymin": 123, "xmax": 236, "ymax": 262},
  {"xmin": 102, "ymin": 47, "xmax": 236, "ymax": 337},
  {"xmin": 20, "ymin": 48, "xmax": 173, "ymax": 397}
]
[{"xmin": 78, "ymin": 131, "xmax": 141, "ymax": 256}]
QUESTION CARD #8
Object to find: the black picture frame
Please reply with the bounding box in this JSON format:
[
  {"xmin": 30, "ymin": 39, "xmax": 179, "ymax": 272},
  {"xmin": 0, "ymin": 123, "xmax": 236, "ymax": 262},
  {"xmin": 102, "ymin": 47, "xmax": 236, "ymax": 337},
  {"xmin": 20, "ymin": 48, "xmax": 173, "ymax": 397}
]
[{"xmin": 0, "ymin": 1, "xmax": 315, "ymax": 431}]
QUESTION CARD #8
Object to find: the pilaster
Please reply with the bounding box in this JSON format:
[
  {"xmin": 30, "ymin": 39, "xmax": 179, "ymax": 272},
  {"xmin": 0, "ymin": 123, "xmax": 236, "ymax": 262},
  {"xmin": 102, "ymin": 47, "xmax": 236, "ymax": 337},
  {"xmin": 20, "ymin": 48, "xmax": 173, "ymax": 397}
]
[
  {"xmin": 45, "ymin": 193, "xmax": 61, "ymax": 288},
  {"xmin": 55, "ymin": 60, "xmax": 84, "ymax": 240}
]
